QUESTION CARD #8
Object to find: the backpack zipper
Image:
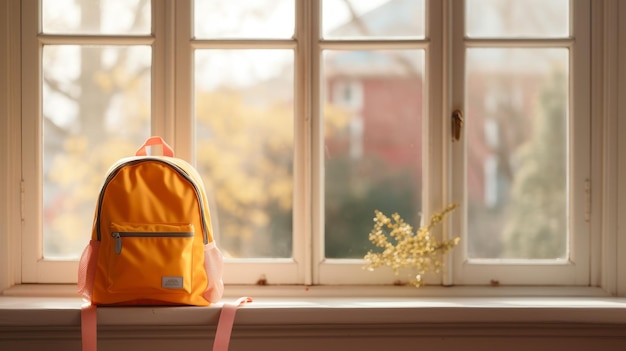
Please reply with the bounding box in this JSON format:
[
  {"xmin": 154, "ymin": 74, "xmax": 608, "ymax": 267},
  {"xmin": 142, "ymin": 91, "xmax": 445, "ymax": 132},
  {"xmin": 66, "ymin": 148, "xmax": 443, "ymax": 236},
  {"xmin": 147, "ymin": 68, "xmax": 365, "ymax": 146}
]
[
  {"xmin": 96, "ymin": 158, "xmax": 209, "ymax": 244},
  {"xmin": 112, "ymin": 231, "xmax": 194, "ymax": 255}
]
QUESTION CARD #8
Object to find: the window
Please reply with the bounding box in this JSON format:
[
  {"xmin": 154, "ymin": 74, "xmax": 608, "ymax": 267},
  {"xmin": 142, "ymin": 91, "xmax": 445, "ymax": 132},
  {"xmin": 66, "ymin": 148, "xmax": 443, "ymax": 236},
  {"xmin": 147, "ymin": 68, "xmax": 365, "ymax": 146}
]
[{"xmin": 17, "ymin": 0, "xmax": 593, "ymax": 288}]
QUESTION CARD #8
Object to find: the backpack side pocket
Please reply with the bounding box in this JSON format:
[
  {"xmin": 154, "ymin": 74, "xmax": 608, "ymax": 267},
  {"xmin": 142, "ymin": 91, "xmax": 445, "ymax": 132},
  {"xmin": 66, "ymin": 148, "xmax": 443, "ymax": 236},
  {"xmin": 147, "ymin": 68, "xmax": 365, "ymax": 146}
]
[
  {"xmin": 78, "ymin": 240, "xmax": 101, "ymax": 301},
  {"xmin": 202, "ymin": 241, "xmax": 224, "ymax": 303}
]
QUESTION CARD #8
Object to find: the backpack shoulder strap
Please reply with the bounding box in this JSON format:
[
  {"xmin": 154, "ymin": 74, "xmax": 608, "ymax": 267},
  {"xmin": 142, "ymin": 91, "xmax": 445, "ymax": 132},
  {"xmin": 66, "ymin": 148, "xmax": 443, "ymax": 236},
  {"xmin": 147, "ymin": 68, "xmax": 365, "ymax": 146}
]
[
  {"xmin": 212, "ymin": 297, "xmax": 253, "ymax": 351},
  {"xmin": 80, "ymin": 298, "xmax": 252, "ymax": 351},
  {"xmin": 81, "ymin": 303, "xmax": 97, "ymax": 351}
]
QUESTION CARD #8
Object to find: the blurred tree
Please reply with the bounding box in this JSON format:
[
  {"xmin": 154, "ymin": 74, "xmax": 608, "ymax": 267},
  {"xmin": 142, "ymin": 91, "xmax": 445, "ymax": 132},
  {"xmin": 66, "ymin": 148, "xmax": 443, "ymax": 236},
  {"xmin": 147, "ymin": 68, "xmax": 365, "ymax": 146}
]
[
  {"xmin": 325, "ymin": 154, "xmax": 420, "ymax": 258},
  {"xmin": 195, "ymin": 90, "xmax": 293, "ymax": 257},
  {"xmin": 195, "ymin": 90, "xmax": 351, "ymax": 257},
  {"xmin": 502, "ymin": 68, "xmax": 567, "ymax": 259},
  {"xmin": 43, "ymin": 0, "xmax": 150, "ymax": 257},
  {"xmin": 42, "ymin": 0, "xmax": 375, "ymax": 260}
]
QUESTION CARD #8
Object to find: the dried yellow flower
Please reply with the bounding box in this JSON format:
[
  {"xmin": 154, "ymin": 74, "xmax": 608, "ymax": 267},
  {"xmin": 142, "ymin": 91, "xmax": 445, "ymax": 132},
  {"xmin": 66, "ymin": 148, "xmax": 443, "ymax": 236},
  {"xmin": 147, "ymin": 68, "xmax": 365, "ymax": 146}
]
[{"xmin": 363, "ymin": 204, "xmax": 460, "ymax": 287}]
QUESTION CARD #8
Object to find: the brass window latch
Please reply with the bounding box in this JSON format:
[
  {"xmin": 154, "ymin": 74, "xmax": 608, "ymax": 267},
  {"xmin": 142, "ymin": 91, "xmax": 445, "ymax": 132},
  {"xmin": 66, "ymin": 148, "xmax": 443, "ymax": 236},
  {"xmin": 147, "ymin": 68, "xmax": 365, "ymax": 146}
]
[{"xmin": 452, "ymin": 109, "xmax": 463, "ymax": 141}]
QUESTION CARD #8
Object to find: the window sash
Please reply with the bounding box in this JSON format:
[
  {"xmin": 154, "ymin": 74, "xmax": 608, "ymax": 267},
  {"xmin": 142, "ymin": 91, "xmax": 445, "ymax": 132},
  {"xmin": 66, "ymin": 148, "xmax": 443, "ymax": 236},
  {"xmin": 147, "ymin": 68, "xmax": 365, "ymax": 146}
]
[
  {"xmin": 316, "ymin": 0, "xmax": 443, "ymax": 285},
  {"xmin": 450, "ymin": 0, "xmax": 591, "ymax": 285},
  {"xmin": 20, "ymin": 0, "xmax": 163, "ymax": 283}
]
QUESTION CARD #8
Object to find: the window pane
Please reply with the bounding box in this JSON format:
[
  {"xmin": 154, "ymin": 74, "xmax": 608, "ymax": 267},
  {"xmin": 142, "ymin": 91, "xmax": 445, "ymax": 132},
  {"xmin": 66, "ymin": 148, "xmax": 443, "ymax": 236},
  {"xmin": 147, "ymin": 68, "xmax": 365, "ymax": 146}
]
[
  {"xmin": 194, "ymin": 0, "xmax": 294, "ymax": 39},
  {"xmin": 465, "ymin": 48, "xmax": 569, "ymax": 260},
  {"xmin": 323, "ymin": 50, "xmax": 424, "ymax": 259},
  {"xmin": 42, "ymin": 0, "xmax": 150, "ymax": 35},
  {"xmin": 466, "ymin": 0, "xmax": 569, "ymax": 38},
  {"xmin": 194, "ymin": 49, "xmax": 294, "ymax": 258},
  {"xmin": 43, "ymin": 45, "xmax": 151, "ymax": 259},
  {"xmin": 323, "ymin": 0, "xmax": 425, "ymax": 39}
]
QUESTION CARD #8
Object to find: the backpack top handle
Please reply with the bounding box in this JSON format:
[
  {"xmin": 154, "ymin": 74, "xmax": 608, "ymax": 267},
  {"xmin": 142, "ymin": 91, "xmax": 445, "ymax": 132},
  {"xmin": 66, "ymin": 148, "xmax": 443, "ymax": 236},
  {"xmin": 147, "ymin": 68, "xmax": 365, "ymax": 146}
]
[{"xmin": 135, "ymin": 136, "xmax": 174, "ymax": 157}]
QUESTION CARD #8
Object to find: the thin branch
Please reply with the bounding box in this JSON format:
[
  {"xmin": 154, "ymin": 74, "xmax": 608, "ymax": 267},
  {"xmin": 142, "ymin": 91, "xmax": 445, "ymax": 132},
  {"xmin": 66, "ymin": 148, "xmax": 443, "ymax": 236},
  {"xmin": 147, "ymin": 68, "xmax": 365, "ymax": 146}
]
[
  {"xmin": 340, "ymin": 0, "xmax": 420, "ymax": 77},
  {"xmin": 43, "ymin": 76, "xmax": 79, "ymax": 101},
  {"xmin": 341, "ymin": 0, "xmax": 371, "ymax": 36}
]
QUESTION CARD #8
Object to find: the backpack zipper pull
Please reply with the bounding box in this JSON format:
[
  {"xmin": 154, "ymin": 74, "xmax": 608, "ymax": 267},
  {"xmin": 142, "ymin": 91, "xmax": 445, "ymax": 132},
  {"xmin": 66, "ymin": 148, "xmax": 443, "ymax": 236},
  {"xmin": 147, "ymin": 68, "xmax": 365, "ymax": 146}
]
[{"xmin": 112, "ymin": 232, "xmax": 122, "ymax": 254}]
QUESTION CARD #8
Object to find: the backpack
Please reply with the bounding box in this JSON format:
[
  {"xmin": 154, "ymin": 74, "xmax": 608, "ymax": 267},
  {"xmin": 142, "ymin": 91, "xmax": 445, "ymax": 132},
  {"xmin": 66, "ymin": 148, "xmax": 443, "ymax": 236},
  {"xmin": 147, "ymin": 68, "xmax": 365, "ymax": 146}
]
[{"xmin": 77, "ymin": 136, "xmax": 250, "ymax": 351}]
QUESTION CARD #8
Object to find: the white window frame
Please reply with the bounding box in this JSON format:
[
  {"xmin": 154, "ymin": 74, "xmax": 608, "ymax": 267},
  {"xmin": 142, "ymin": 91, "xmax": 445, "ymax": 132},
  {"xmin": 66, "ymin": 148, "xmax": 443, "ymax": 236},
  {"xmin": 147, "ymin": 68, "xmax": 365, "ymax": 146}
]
[
  {"xmin": 316, "ymin": 0, "xmax": 445, "ymax": 285},
  {"xmin": 449, "ymin": 0, "xmax": 591, "ymax": 286},
  {"xmin": 9, "ymin": 0, "xmax": 623, "ymax": 293}
]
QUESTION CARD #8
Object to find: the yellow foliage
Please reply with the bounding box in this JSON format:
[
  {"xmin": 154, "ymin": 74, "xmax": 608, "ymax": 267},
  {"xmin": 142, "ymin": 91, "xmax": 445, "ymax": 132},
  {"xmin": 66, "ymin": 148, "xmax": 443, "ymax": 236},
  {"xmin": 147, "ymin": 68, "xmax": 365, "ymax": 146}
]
[
  {"xmin": 46, "ymin": 82, "xmax": 350, "ymax": 258},
  {"xmin": 193, "ymin": 89, "xmax": 351, "ymax": 253},
  {"xmin": 93, "ymin": 70, "xmax": 112, "ymax": 93},
  {"xmin": 324, "ymin": 103, "xmax": 352, "ymax": 137}
]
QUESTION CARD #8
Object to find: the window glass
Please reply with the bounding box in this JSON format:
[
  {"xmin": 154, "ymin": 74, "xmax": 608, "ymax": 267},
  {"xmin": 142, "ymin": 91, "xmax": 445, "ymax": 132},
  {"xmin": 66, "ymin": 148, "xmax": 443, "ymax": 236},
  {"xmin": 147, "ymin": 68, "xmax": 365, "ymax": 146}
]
[
  {"xmin": 194, "ymin": 49, "xmax": 294, "ymax": 258},
  {"xmin": 466, "ymin": 0, "xmax": 569, "ymax": 38},
  {"xmin": 465, "ymin": 48, "xmax": 569, "ymax": 259},
  {"xmin": 42, "ymin": 45, "xmax": 151, "ymax": 259},
  {"xmin": 42, "ymin": 0, "xmax": 151, "ymax": 35},
  {"xmin": 323, "ymin": 49, "xmax": 425, "ymax": 258},
  {"xmin": 322, "ymin": 0, "xmax": 425, "ymax": 39},
  {"xmin": 194, "ymin": 0, "xmax": 294, "ymax": 39}
]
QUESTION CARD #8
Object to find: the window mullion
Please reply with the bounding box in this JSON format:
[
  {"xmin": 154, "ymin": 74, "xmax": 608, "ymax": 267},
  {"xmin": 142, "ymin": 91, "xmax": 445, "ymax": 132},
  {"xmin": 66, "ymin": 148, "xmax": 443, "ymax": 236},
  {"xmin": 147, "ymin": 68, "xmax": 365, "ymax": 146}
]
[
  {"xmin": 569, "ymin": 0, "xmax": 592, "ymax": 285},
  {"xmin": 152, "ymin": 0, "xmax": 175, "ymax": 144},
  {"xmin": 449, "ymin": 0, "xmax": 466, "ymax": 286},
  {"xmin": 425, "ymin": 0, "xmax": 451, "ymax": 286},
  {"xmin": 173, "ymin": 0, "xmax": 194, "ymax": 162},
  {"xmin": 300, "ymin": 0, "xmax": 320, "ymax": 286}
]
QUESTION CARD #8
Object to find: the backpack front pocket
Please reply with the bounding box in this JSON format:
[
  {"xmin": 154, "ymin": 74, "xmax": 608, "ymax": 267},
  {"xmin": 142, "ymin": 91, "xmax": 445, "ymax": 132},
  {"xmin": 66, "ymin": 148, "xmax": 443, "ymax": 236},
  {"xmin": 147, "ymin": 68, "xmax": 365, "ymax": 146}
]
[{"xmin": 106, "ymin": 223, "xmax": 194, "ymax": 295}]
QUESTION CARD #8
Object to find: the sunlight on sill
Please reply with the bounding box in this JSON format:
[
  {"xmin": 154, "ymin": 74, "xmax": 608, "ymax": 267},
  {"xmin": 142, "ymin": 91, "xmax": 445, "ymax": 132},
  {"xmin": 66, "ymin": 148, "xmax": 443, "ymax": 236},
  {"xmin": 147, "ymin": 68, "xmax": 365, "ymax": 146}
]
[
  {"xmin": 1, "ymin": 283, "xmax": 617, "ymax": 299},
  {"xmin": 2, "ymin": 284, "xmax": 626, "ymax": 328}
]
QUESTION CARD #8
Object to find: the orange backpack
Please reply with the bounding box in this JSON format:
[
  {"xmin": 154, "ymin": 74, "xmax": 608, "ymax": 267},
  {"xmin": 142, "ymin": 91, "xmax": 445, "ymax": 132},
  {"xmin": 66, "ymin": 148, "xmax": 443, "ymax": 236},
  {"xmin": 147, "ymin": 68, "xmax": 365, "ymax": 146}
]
[
  {"xmin": 77, "ymin": 137, "xmax": 249, "ymax": 351},
  {"xmin": 78, "ymin": 136, "xmax": 223, "ymax": 305}
]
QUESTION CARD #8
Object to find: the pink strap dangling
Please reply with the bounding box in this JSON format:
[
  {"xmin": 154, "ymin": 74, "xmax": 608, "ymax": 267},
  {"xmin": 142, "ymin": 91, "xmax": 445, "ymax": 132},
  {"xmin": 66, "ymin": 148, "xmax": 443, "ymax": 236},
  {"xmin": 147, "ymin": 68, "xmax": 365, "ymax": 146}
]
[
  {"xmin": 81, "ymin": 303, "xmax": 97, "ymax": 351},
  {"xmin": 212, "ymin": 297, "xmax": 253, "ymax": 351}
]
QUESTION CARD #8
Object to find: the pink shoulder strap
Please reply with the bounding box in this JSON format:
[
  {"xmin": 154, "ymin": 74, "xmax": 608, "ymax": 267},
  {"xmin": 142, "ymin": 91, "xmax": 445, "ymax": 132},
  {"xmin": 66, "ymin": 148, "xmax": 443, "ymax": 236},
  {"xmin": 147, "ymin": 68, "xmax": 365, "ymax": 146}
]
[
  {"xmin": 81, "ymin": 303, "xmax": 97, "ymax": 351},
  {"xmin": 80, "ymin": 297, "xmax": 252, "ymax": 351},
  {"xmin": 213, "ymin": 297, "xmax": 253, "ymax": 351}
]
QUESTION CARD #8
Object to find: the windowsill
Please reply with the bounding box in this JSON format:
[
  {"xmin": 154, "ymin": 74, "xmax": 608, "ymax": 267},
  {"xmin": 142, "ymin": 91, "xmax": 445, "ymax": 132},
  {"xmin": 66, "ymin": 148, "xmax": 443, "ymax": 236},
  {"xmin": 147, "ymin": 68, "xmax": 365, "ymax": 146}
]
[
  {"xmin": 2, "ymin": 284, "xmax": 626, "ymax": 329},
  {"xmin": 3, "ymin": 285, "xmax": 626, "ymax": 351},
  {"xmin": 2, "ymin": 283, "xmax": 618, "ymax": 299}
]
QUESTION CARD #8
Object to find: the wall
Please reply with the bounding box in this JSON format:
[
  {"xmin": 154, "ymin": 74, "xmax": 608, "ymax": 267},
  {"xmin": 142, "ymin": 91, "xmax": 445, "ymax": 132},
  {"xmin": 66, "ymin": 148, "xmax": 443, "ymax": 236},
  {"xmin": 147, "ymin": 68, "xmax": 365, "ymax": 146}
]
[{"xmin": 617, "ymin": 0, "xmax": 626, "ymax": 296}]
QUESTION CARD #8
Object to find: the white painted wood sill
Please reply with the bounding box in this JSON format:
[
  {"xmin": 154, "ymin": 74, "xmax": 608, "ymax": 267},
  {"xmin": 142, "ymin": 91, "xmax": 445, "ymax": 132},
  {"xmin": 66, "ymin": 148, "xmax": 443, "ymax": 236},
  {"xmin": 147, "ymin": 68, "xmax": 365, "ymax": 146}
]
[
  {"xmin": 3, "ymin": 285, "xmax": 626, "ymax": 351},
  {"xmin": 2, "ymin": 284, "xmax": 626, "ymax": 331}
]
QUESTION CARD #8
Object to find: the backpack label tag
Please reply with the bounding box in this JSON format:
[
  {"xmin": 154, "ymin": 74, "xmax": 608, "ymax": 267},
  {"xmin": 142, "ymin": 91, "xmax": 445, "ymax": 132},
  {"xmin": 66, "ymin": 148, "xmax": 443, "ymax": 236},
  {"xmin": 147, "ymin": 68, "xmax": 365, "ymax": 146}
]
[{"xmin": 162, "ymin": 276, "xmax": 184, "ymax": 289}]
